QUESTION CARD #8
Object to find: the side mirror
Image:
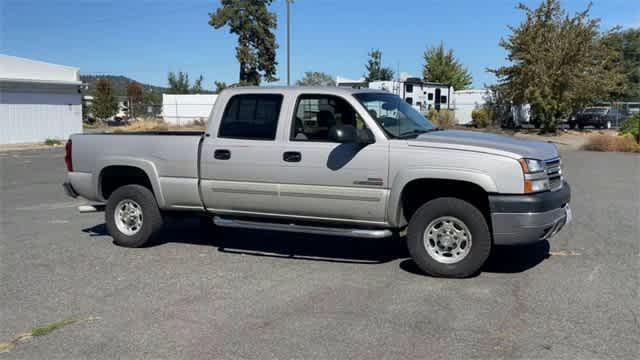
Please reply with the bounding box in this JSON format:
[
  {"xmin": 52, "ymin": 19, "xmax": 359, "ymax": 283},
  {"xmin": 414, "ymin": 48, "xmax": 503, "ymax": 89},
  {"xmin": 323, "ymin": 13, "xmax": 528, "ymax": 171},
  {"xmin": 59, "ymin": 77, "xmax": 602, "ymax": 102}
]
[{"xmin": 328, "ymin": 124, "xmax": 358, "ymax": 143}]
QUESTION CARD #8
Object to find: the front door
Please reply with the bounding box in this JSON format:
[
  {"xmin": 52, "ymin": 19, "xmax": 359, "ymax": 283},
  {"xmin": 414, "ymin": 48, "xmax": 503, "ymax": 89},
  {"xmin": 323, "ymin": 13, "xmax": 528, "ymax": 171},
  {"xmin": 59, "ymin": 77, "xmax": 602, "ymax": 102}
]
[
  {"xmin": 200, "ymin": 93, "xmax": 285, "ymax": 215},
  {"xmin": 279, "ymin": 94, "xmax": 389, "ymax": 224}
]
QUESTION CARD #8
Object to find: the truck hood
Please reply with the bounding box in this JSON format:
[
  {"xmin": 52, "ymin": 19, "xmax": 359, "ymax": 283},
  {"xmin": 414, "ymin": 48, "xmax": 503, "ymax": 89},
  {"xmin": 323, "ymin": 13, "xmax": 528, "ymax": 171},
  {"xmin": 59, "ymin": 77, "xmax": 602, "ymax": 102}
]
[{"xmin": 407, "ymin": 130, "xmax": 558, "ymax": 160}]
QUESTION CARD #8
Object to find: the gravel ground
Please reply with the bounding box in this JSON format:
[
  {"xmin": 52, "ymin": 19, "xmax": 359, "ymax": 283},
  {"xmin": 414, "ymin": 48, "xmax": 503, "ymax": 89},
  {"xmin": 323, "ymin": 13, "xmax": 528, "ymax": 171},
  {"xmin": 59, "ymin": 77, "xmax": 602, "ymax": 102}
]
[{"xmin": 0, "ymin": 148, "xmax": 638, "ymax": 359}]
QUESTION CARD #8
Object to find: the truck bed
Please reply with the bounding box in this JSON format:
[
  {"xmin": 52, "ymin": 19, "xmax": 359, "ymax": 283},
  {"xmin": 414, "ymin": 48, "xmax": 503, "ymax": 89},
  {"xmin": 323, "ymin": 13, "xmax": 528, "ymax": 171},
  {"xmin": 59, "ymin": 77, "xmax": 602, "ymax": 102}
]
[
  {"xmin": 81, "ymin": 131, "xmax": 204, "ymax": 136},
  {"xmin": 70, "ymin": 132, "xmax": 204, "ymax": 209}
]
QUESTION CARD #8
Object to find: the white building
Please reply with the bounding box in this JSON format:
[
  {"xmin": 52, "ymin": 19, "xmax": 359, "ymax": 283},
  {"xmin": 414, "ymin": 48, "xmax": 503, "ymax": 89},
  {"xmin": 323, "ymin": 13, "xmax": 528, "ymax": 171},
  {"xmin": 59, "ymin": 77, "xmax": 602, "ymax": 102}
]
[
  {"xmin": 368, "ymin": 78, "xmax": 453, "ymax": 112},
  {"xmin": 453, "ymin": 89, "xmax": 491, "ymax": 125},
  {"xmin": 0, "ymin": 54, "xmax": 82, "ymax": 144},
  {"xmin": 162, "ymin": 94, "xmax": 218, "ymax": 125}
]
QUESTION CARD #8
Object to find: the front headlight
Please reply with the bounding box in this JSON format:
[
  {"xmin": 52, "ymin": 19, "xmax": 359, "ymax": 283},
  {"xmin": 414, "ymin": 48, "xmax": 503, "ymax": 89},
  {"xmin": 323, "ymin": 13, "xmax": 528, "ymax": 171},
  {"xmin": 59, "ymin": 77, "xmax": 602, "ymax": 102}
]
[
  {"xmin": 519, "ymin": 158, "xmax": 545, "ymax": 173},
  {"xmin": 519, "ymin": 158, "xmax": 549, "ymax": 193}
]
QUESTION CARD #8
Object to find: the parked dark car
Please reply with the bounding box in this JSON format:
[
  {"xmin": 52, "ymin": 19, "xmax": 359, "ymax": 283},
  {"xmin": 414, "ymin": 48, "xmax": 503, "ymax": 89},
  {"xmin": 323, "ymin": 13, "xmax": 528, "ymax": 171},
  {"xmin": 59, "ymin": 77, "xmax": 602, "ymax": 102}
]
[{"xmin": 570, "ymin": 107, "xmax": 625, "ymax": 129}]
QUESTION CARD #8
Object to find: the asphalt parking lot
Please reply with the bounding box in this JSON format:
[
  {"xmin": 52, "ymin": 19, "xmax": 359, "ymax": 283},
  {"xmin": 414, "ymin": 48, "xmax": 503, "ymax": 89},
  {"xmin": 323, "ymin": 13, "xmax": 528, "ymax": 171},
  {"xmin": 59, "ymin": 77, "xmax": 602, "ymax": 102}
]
[{"xmin": 1, "ymin": 147, "xmax": 638, "ymax": 359}]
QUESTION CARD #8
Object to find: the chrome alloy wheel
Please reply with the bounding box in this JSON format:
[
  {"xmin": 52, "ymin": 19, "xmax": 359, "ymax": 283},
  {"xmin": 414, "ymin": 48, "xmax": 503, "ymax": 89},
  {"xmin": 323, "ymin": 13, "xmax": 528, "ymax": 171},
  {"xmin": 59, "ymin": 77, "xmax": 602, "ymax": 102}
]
[
  {"xmin": 114, "ymin": 199, "xmax": 143, "ymax": 236},
  {"xmin": 423, "ymin": 216, "xmax": 472, "ymax": 264}
]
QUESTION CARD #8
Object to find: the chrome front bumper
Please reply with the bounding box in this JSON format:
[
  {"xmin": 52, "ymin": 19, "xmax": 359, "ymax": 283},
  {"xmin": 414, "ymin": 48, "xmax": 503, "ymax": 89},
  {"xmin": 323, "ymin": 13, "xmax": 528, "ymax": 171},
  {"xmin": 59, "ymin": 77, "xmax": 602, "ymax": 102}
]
[{"xmin": 492, "ymin": 204, "xmax": 572, "ymax": 245}]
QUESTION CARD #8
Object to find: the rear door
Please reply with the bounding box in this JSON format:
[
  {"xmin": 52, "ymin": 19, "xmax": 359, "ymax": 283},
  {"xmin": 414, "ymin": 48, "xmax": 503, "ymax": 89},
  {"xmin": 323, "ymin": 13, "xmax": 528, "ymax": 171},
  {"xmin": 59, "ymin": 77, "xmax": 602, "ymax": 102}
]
[
  {"xmin": 278, "ymin": 93, "xmax": 389, "ymax": 224},
  {"xmin": 200, "ymin": 93, "xmax": 285, "ymax": 215}
]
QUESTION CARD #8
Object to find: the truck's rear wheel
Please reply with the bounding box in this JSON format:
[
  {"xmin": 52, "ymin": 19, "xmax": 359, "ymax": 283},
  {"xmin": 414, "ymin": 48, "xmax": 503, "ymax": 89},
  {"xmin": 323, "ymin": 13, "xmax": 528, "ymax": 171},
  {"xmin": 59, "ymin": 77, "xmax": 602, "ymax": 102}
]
[
  {"xmin": 407, "ymin": 197, "xmax": 491, "ymax": 278},
  {"xmin": 105, "ymin": 184, "xmax": 163, "ymax": 248}
]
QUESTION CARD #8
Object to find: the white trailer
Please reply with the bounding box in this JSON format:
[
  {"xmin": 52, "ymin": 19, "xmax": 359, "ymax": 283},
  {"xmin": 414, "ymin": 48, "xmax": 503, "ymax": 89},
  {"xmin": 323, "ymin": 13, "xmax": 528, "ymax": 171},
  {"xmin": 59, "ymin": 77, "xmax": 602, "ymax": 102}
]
[
  {"xmin": 368, "ymin": 78, "xmax": 453, "ymax": 112},
  {"xmin": 453, "ymin": 89, "xmax": 490, "ymax": 125}
]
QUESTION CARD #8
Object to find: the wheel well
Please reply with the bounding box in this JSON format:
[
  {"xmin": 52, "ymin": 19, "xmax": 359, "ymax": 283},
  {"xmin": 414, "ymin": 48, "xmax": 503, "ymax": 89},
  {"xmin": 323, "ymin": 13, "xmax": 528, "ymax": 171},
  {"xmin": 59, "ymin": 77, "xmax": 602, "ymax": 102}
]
[
  {"xmin": 100, "ymin": 166, "xmax": 153, "ymax": 200},
  {"xmin": 400, "ymin": 179, "xmax": 491, "ymax": 226}
]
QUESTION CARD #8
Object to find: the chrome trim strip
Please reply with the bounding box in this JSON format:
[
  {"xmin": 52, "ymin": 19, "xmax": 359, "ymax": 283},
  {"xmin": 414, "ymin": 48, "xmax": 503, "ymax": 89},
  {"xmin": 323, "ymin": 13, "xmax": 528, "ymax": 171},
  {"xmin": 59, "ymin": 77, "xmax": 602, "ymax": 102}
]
[
  {"xmin": 211, "ymin": 188, "xmax": 278, "ymax": 196},
  {"xmin": 279, "ymin": 191, "xmax": 381, "ymax": 202}
]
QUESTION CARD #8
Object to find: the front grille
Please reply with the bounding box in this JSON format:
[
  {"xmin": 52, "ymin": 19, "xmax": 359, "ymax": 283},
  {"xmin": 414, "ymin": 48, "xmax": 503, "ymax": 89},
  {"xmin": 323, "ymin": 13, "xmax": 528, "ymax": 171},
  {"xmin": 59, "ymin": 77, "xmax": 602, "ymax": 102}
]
[{"xmin": 545, "ymin": 158, "xmax": 563, "ymax": 191}]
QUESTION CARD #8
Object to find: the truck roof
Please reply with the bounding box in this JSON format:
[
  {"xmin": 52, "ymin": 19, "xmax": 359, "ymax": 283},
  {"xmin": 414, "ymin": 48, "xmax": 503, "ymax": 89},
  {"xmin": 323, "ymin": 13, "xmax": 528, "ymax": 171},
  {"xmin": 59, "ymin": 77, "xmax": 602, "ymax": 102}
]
[{"xmin": 219, "ymin": 86, "xmax": 387, "ymax": 96}]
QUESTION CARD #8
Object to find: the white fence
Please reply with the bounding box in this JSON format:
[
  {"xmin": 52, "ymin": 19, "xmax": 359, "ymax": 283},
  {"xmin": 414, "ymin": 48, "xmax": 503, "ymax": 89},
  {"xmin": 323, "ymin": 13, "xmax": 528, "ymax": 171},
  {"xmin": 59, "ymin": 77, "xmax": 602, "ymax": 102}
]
[{"xmin": 162, "ymin": 94, "xmax": 218, "ymax": 125}]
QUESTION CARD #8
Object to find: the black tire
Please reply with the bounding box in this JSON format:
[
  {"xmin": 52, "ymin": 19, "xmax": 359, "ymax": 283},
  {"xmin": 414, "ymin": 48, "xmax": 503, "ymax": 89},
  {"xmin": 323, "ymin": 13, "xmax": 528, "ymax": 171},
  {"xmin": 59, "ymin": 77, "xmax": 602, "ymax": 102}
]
[
  {"xmin": 406, "ymin": 197, "xmax": 492, "ymax": 278},
  {"xmin": 105, "ymin": 184, "xmax": 163, "ymax": 248}
]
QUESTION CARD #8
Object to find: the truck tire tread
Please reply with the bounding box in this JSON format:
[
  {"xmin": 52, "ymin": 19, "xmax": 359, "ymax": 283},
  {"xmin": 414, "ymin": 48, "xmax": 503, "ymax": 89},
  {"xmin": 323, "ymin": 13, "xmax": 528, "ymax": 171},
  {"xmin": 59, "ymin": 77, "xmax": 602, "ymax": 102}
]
[
  {"xmin": 406, "ymin": 197, "xmax": 492, "ymax": 278},
  {"xmin": 105, "ymin": 184, "xmax": 163, "ymax": 248}
]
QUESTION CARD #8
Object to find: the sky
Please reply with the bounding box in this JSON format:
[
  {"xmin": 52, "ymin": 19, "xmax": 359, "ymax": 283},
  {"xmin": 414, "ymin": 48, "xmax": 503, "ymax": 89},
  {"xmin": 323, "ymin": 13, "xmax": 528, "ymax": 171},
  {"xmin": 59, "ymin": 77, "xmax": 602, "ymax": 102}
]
[{"xmin": 2, "ymin": 0, "xmax": 638, "ymax": 90}]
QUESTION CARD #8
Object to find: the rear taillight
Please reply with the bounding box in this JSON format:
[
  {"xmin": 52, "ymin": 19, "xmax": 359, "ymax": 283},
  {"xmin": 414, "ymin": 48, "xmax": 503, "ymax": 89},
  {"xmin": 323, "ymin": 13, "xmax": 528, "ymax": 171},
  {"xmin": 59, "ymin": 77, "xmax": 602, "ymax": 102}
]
[{"xmin": 64, "ymin": 139, "xmax": 73, "ymax": 172}]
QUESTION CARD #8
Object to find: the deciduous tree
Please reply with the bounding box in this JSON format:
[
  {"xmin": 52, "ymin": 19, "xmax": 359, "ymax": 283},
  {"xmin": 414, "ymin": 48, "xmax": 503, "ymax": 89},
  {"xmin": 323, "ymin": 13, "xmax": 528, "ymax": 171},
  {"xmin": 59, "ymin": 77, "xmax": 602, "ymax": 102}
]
[
  {"xmin": 214, "ymin": 81, "xmax": 228, "ymax": 93},
  {"xmin": 603, "ymin": 28, "xmax": 640, "ymax": 100},
  {"xmin": 296, "ymin": 72, "xmax": 335, "ymax": 86},
  {"xmin": 168, "ymin": 72, "xmax": 191, "ymax": 94},
  {"xmin": 126, "ymin": 82, "xmax": 144, "ymax": 119},
  {"xmin": 92, "ymin": 78, "xmax": 118, "ymax": 121},
  {"xmin": 490, "ymin": 0, "xmax": 624, "ymax": 132},
  {"xmin": 167, "ymin": 72, "xmax": 206, "ymax": 94},
  {"xmin": 209, "ymin": 0, "xmax": 278, "ymax": 85}
]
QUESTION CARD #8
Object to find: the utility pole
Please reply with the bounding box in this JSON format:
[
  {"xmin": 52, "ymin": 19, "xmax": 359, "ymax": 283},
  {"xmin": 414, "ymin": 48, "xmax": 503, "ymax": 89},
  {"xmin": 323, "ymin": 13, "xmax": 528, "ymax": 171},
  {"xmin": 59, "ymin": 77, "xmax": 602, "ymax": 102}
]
[{"xmin": 286, "ymin": 0, "xmax": 292, "ymax": 86}]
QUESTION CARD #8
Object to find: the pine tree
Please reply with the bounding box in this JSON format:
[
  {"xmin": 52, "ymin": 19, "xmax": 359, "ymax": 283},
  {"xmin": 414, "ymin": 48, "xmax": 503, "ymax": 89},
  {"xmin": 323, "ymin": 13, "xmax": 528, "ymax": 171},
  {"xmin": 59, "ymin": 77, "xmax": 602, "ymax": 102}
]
[
  {"xmin": 364, "ymin": 49, "xmax": 394, "ymax": 82},
  {"xmin": 422, "ymin": 42, "xmax": 472, "ymax": 90},
  {"xmin": 209, "ymin": 0, "xmax": 278, "ymax": 85}
]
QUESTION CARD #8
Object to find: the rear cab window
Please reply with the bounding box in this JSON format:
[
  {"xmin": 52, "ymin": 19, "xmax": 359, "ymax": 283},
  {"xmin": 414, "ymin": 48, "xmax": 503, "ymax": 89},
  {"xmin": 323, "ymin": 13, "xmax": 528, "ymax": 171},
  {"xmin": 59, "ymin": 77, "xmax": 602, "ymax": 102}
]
[{"xmin": 218, "ymin": 94, "xmax": 283, "ymax": 140}]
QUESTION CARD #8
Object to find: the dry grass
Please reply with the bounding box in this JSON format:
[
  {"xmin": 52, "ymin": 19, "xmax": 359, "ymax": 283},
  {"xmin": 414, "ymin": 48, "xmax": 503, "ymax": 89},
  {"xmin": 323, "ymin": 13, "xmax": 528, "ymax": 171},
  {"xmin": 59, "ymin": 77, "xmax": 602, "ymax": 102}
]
[
  {"xmin": 581, "ymin": 134, "xmax": 640, "ymax": 153},
  {"xmin": 171, "ymin": 119, "xmax": 207, "ymax": 130},
  {"xmin": 111, "ymin": 119, "xmax": 207, "ymax": 133},
  {"xmin": 112, "ymin": 119, "xmax": 169, "ymax": 132}
]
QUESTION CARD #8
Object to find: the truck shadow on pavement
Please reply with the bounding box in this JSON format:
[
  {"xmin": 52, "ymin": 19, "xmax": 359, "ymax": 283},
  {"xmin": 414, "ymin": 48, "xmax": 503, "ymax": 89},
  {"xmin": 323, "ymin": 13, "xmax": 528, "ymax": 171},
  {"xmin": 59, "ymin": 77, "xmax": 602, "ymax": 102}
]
[{"xmin": 83, "ymin": 218, "xmax": 550, "ymax": 275}]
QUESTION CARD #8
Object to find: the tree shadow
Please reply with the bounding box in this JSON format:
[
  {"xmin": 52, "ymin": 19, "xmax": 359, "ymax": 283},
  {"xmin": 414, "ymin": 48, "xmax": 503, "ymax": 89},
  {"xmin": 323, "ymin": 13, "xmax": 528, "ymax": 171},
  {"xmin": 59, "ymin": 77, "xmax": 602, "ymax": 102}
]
[{"xmin": 82, "ymin": 217, "xmax": 408, "ymax": 265}]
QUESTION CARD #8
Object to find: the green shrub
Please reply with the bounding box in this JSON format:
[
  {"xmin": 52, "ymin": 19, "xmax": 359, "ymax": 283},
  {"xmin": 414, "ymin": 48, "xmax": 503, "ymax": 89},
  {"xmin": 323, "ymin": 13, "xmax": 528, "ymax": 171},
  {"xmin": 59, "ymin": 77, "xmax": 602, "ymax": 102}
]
[
  {"xmin": 426, "ymin": 109, "xmax": 456, "ymax": 129},
  {"xmin": 471, "ymin": 107, "xmax": 493, "ymax": 128},
  {"xmin": 44, "ymin": 138, "xmax": 62, "ymax": 146},
  {"xmin": 620, "ymin": 113, "xmax": 640, "ymax": 141}
]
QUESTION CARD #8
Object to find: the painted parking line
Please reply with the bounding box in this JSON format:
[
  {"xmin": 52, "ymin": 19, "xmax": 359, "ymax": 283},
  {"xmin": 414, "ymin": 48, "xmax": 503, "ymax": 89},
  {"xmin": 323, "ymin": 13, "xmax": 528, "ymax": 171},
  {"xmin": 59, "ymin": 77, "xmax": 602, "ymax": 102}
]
[{"xmin": 15, "ymin": 201, "xmax": 83, "ymax": 211}]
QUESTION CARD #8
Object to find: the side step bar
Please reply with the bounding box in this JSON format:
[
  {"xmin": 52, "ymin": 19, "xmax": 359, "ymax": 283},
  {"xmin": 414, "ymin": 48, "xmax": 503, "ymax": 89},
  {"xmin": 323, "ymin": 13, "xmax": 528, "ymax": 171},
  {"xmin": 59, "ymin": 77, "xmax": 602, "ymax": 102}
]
[{"xmin": 213, "ymin": 216, "xmax": 392, "ymax": 239}]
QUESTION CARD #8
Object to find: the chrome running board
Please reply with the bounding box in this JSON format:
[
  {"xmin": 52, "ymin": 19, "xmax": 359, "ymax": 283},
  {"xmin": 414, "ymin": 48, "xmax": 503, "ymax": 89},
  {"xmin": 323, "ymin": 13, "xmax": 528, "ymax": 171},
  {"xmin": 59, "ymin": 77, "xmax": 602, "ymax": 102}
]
[
  {"xmin": 78, "ymin": 204, "xmax": 105, "ymax": 213},
  {"xmin": 213, "ymin": 216, "xmax": 392, "ymax": 239}
]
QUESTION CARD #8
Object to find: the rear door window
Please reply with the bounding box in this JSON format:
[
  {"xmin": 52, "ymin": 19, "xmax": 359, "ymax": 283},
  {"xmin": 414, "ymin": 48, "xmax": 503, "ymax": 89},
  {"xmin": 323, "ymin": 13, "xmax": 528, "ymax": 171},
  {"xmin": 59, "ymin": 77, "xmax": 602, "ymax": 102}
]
[{"xmin": 218, "ymin": 94, "xmax": 283, "ymax": 140}]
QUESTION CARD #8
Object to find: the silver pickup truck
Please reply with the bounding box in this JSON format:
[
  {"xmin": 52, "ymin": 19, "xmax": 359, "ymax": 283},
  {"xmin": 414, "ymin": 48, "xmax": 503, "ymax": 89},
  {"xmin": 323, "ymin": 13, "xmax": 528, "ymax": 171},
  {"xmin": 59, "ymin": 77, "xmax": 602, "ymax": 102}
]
[{"xmin": 63, "ymin": 87, "xmax": 571, "ymax": 277}]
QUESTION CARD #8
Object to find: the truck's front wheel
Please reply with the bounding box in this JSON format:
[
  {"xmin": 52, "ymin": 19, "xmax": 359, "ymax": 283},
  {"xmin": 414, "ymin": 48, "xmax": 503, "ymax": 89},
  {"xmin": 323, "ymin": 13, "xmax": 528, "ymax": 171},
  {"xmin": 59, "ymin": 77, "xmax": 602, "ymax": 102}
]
[
  {"xmin": 407, "ymin": 197, "xmax": 491, "ymax": 278},
  {"xmin": 105, "ymin": 184, "xmax": 163, "ymax": 248}
]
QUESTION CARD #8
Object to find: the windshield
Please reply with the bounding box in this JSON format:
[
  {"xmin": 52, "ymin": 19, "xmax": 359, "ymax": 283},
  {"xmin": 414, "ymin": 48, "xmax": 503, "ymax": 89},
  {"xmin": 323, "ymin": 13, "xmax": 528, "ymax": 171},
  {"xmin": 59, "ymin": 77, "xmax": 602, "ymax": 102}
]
[{"xmin": 354, "ymin": 93, "xmax": 437, "ymax": 138}]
